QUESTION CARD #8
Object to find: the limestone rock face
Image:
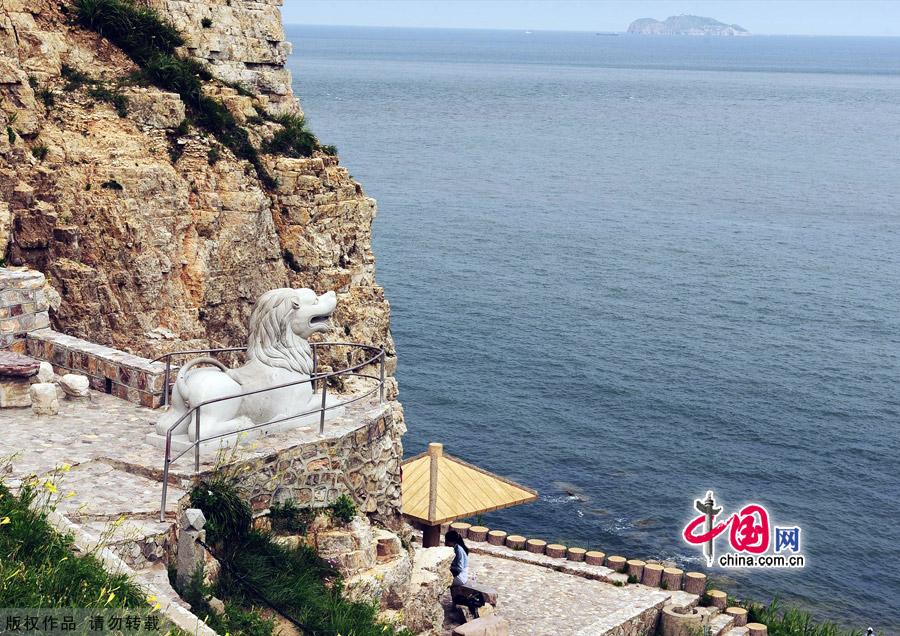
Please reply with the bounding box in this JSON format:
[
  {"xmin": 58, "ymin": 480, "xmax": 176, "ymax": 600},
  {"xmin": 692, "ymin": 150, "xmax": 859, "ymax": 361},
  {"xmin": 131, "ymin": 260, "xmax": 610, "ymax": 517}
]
[{"xmin": 0, "ymin": 0, "xmax": 396, "ymax": 384}]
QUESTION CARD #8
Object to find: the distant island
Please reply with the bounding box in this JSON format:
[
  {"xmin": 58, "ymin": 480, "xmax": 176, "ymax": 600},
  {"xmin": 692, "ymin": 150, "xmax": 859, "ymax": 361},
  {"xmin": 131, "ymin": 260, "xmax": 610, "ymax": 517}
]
[{"xmin": 627, "ymin": 14, "xmax": 750, "ymax": 36}]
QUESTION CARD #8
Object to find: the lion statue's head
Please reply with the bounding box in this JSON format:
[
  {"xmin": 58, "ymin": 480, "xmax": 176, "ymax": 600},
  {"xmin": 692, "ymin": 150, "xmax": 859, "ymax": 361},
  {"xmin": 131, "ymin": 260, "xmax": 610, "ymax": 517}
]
[{"xmin": 245, "ymin": 288, "xmax": 337, "ymax": 374}]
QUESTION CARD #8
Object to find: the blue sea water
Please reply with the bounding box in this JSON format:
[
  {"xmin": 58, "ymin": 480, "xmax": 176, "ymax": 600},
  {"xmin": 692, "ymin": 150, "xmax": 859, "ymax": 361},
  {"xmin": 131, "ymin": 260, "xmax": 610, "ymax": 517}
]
[{"xmin": 286, "ymin": 27, "xmax": 900, "ymax": 630}]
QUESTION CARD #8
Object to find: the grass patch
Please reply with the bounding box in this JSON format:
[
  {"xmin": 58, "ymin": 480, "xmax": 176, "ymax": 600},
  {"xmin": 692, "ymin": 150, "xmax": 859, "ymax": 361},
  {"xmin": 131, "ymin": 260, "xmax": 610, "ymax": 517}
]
[
  {"xmin": 0, "ymin": 478, "xmax": 144, "ymax": 608},
  {"xmin": 201, "ymin": 17, "xmax": 213, "ymax": 29},
  {"xmin": 31, "ymin": 144, "xmax": 48, "ymax": 161},
  {"xmin": 6, "ymin": 126, "xmax": 16, "ymax": 144},
  {"xmin": 327, "ymin": 493, "xmax": 357, "ymax": 524},
  {"xmin": 188, "ymin": 479, "xmax": 410, "ymax": 635},
  {"xmin": 88, "ymin": 85, "xmax": 129, "ymax": 117},
  {"xmin": 189, "ymin": 479, "xmax": 252, "ymax": 548},
  {"xmin": 740, "ymin": 598, "xmax": 868, "ymax": 636},
  {"xmin": 268, "ymin": 500, "xmax": 314, "ymax": 535},
  {"xmin": 61, "ymin": 64, "xmax": 130, "ymax": 116},
  {"xmin": 37, "ymin": 87, "xmax": 55, "ymax": 108}
]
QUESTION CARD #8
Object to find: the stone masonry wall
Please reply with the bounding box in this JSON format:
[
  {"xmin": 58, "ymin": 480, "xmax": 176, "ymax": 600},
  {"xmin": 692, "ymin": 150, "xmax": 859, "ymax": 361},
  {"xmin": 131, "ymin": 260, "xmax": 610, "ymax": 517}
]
[
  {"xmin": 203, "ymin": 401, "xmax": 406, "ymax": 521},
  {"xmin": 0, "ymin": 267, "xmax": 54, "ymax": 348}
]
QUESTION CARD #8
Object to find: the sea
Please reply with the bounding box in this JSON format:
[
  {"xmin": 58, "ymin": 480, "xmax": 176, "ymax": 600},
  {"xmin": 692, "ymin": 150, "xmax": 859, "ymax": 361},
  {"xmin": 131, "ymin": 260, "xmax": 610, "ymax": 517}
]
[{"xmin": 286, "ymin": 26, "xmax": 900, "ymax": 631}]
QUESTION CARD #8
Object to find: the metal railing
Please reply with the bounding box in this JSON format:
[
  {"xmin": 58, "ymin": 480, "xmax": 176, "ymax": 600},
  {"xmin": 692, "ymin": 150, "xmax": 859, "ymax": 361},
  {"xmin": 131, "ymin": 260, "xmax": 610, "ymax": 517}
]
[{"xmin": 152, "ymin": 342, "xmax": 386, "ymax": 521}]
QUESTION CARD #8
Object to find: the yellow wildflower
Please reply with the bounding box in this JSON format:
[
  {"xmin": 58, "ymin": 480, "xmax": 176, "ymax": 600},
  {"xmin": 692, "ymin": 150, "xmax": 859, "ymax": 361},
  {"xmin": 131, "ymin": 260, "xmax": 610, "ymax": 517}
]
[
  {"xmin": 0, "ymin": 517, "xmax": 10, "ymax": 526},
  {"xmin": 43, "ymin": 481, "xmax": 57, "ymax": 494}
]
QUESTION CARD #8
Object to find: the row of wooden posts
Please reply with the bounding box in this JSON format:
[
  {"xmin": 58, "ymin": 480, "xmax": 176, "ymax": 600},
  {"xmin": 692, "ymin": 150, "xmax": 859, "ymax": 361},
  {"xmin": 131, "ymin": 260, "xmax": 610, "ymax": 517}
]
[{"xmin": 443, "ymin": 521, "xmax": 770, "ymax": 636}]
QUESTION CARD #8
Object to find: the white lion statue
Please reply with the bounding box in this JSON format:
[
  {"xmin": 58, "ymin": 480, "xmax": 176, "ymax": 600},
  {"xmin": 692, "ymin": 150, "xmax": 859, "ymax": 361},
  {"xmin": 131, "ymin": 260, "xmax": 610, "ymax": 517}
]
[{"xmin": 155, "ymin": 288, "xmax": 340, "ymax": 444}]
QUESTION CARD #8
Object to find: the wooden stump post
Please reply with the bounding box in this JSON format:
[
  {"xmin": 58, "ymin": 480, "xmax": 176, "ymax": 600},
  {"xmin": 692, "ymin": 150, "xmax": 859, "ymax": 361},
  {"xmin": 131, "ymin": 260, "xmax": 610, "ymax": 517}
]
[
  {"xmin": 585, "ymin": 551, "xmax": 606, "ymax": 566},
  {"xmin": 626, "ymin": 559, "xmax": 645, "ymax": 580},
  {"xmin": 683, "ymin": 571, "xmax": 707, "ymax": 595},
  {"xmin": 467, "ymin": 526, "xmax": 489, "ymax": 542},
  {"xmin": 487, "ymin": 530, "xmax": 507, "ymax": 546},
  {"xmin": 566, "ymin": 547, "xmax": 586, "ymax": 562},
  {"xmin": 662, "ymin": 567, "xmax": 683, "ymax": 591},
  {"xmin": 505, "ymin": 535, "xmax": 526, "ymax": 550},
  {"xmin": 525, "ymin": 539, "xmax": 547, "ymax": 554},
  {"xmin": 606, "ymin": 555, "xmax": 627, "ymax": 572},
  {"xmin": 726, "ymin": 607, "xmax": 748, "ymax": 627},
  {"xmin": 449, "ymin": 522, "xmax": 471, "ymax": 537},
  {"xmin": 545, "ymin": 544, "xmax": 566, "ymax": 558},
  {"xmin": 747, "ymin": 623, "xmax": 768, "ymax": 636},
  {"xmin": 642, "ymin": 563, "xmax": 664, "ymax": 587},
  {"xmin": 706, "ymin": 590, "xmax": 728, "ymax": 610}
]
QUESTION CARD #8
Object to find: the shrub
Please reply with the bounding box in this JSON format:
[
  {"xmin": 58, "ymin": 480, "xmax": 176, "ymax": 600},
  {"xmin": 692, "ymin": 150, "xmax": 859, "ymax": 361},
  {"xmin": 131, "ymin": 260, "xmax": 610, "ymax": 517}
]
[
  {"xmin": 189, "ymin": 479, "xmax": 252, "ymax": 547},
  {"xmin": 218, "ymin": 531, "xmax": 412, "ymax": 636},
  {"xmin": 207, "ymin": 145, "xmax": 221, "ymax": 165},
  {"xmin": 37, "ymin": 87, "xmax": 55, "ymax": 108},
  {"xmin": 740, "ymin": 598, "xmax": 866, "ymax": 636},
  {"xmin": 6, "ymin": 126, "xmax": 15, "ymax": 144},
  {"xmin": 61, "ymin": 64, "xmax": 92, "ymax": 90},
  {"xmin": 269, "ymin": 500, "xmax": 315, "ymax": 535},
  {"xmin": 201, "ymin": 17, "xmax": 213, "ymax": 28},
  {"xmin": 327, "ymin": 494, "xmax": 357, "ymax": 524},
  {"xmin": 31, "ymin": 144, "xmax": 48, "ymax": 160},
  {"xmin": 100, "ymin": 179, "xmax": 123, "ymax": 190},
  {"xmin": 88, "ymin": 85, "xmax": 129, "ymax": 117},
  {"xmin": 627, "ymin": 574, "xmax": 638, "ymax": 584},
  {"xmin": 262, "ymin": 114, "xmax": 319, "ymax": 158}
]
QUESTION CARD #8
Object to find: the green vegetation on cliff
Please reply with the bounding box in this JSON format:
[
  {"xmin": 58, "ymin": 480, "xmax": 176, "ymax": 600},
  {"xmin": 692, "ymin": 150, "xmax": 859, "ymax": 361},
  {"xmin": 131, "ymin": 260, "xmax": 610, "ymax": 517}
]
[
  {"xmin": 72, "ymin": 0, "xmax": 333, "ymax": 190},
  {"xmin": 188, "ymin": 479, "xmax": 411, "ymax": 636}
]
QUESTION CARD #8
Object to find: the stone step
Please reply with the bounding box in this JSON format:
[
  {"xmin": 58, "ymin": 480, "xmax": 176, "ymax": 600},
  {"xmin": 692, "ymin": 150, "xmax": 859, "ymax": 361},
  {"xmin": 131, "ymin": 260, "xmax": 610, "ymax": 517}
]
[{"xmin": 709, "ymin": 612, "xmax": 736, "ymax": 636}]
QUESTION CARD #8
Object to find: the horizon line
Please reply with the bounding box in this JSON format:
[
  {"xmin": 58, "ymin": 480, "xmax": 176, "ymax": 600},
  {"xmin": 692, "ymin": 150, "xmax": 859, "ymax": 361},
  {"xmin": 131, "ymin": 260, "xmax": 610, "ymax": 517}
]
[{"xmin": 282, "ymin": 22, "xmax": 900, "ymax": 38}]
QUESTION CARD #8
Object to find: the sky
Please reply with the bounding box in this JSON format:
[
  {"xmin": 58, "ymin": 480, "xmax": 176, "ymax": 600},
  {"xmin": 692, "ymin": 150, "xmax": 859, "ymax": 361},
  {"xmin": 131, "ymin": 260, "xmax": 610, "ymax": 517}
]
[{"xmin": 280, "ymin": 1, "xmax": 900, "ymax": 36}]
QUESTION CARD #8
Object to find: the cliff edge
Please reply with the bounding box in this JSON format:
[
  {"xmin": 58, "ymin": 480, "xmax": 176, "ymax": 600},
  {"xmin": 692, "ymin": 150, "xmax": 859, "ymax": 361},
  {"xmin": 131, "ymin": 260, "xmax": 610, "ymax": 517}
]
[{"xmin": 0, "ymin": 0, "xmax": 395, "ymax": 380}]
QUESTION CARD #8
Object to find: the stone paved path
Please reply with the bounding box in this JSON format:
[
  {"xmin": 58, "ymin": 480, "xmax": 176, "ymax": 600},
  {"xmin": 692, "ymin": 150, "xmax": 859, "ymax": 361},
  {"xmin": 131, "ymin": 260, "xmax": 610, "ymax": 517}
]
[{"xmin": 454, "ymin": 552, "xmax": 669, "ymax": 636}]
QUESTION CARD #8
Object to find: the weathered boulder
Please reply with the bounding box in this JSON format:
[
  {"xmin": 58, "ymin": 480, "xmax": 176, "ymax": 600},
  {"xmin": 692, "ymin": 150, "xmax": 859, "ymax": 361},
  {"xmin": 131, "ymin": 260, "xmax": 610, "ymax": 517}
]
[
  {"xmin": 402, "ymin": 546, "xmax": 454, "ymax": 635},
  {"xmin": 29, "ymin": 382, "xmax": 59, "ymax": 415},
  {"xmin": 35, "ymin": 361, "xmax": 54, "ymax": 383},
  {"xmin": 59, "ymin": 373, "xmax": 90, "ymax": 398},
  {"xmin": 123, "ymin": 87, "xmax": 186, "ymax": 129},
  {"xmin": 452, "ymin": 616, "xmax": 510, "ymax": 636}
]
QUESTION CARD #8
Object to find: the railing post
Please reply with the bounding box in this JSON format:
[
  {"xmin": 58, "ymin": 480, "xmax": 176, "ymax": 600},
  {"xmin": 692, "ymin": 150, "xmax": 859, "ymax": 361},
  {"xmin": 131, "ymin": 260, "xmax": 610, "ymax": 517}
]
[
  {"xmin": 379, "ymin": 350, "xmax": 385, "ymax": 404},
  {"xmin": 160, "ymin": 435, "xmax": 171, "ymax": 522},
  {"xmin": 319, "ymin": 381, "xmax": 327, "ymax": 435},
  {"xmin": 312, "ymin": 345, "xmax": 318, "ymax": 393},
  {"xmin": 194, "ymin": 406, "xmax": 201, "ymax": 473},
  {"xmin": 162, "ymin": 356, "xmax": 171, "ymax": 407}
]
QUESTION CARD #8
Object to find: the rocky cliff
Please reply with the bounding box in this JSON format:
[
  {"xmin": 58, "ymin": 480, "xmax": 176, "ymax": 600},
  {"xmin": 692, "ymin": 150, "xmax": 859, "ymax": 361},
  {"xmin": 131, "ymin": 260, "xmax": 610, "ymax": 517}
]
[{"xmin": 0, "ymin": 0, "xmax": 395, "ymax": 379}]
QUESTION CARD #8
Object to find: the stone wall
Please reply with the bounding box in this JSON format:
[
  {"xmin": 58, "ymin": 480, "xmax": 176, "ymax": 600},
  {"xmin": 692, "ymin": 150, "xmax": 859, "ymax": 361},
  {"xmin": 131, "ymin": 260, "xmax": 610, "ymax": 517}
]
[
  {"xmin": 24, "ymin": 329, "xmax": 167, "ymax": 407},
  {"xmin": 0, "ymin": 267, "xmax": 54, "ymax": 348},
  {"xmin": 203, "ymin": 401, "xmax": 406, "ymax": 521}
]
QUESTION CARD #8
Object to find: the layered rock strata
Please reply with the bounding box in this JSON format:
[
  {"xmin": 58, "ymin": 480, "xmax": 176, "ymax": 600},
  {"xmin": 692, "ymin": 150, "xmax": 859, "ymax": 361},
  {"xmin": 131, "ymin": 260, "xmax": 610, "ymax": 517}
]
[{"xmin": 0, "ymin": 0, "xmax": 395, "ymax": 381}]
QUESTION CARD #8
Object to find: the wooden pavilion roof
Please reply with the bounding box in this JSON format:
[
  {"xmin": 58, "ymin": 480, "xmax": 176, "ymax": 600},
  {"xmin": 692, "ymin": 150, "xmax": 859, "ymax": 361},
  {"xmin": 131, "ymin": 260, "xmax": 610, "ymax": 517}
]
[{"xmin": 401, "ymin": 443, "xmax": 538, "ymax": 526}]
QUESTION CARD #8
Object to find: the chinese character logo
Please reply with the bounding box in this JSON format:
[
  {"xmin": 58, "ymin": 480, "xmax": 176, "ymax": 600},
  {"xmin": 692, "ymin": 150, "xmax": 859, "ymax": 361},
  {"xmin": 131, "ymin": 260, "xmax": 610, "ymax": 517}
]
[{"xmin": 682, "ymin": 491, "xmax": 805, "ymax": 569}]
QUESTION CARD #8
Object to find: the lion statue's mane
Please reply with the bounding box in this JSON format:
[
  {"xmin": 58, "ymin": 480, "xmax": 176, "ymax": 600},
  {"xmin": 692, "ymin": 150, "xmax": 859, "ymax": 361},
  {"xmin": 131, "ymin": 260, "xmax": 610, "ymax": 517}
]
[{"xmin": 245, "ymin": 289, "xmax": 314, "ymax": 376}]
